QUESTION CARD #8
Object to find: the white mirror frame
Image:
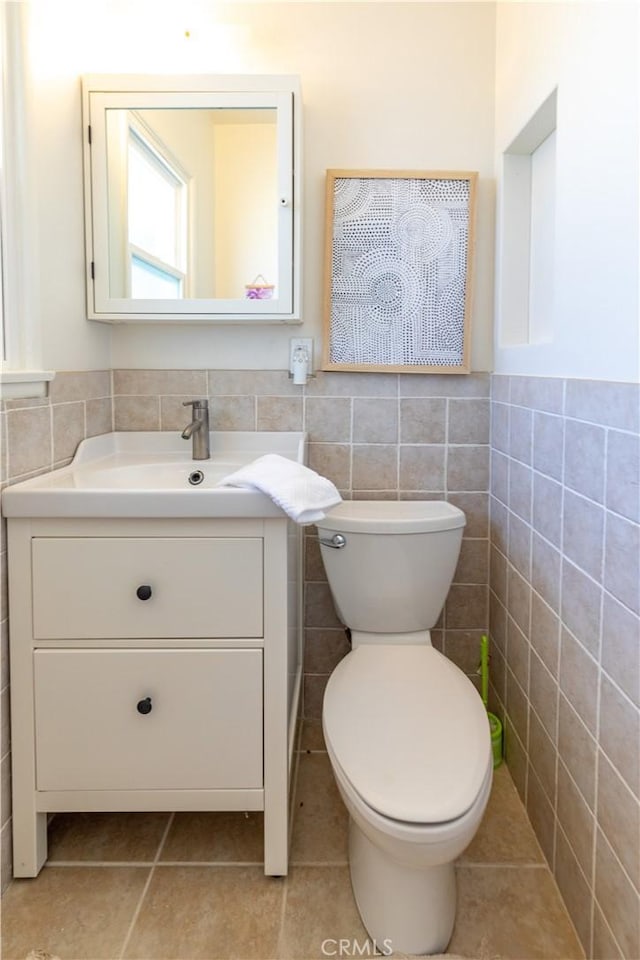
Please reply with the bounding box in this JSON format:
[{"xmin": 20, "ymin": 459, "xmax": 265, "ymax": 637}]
[{"xmin": 82, "ymin": 74, "xmax": 302, "ymax": 324}]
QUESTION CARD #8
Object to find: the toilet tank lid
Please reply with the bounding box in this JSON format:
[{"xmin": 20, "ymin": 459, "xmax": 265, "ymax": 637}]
[{"xmin": 316, "ymin": 500, "xmax": 465, "ymax": 535}]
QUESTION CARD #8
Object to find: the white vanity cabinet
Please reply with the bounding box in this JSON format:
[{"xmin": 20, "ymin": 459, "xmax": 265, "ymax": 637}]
[{"xmin": 7, "ymin": 515, "xmax": 302, "ymax": 878}]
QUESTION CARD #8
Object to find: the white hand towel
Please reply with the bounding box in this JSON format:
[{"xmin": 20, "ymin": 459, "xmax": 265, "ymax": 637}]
[{"xmin": 218, "ymin": 454, "xmax": 342, "ymax": 524}]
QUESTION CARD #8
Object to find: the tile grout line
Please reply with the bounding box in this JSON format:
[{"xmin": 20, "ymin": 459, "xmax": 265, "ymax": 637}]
[
  {"xmin": 592, "ymin": 899, "xmax": 627, "ymax": 960},
  {"xmin": 551, "ymin": 384, "xmax": 567, "ymax": 878},
  {"xmin": 117, "ymin": 812, "xmax": 175, "ymax": 960},
  {"xmin": 46, "ymin": 858, "xmax": 269, "ymax": 868},
  {"xmin": 524, "ymin": 405, "xmax": 534, "ymax": 818},
  {"xmin": 455, "ymin": 860, "xmax": 549, "ymax": 870},
  {"xmin": 543, "ymin": 823, "xmax": 590, "ymax": 960},
  {"xmin": 279, "ymin": 719, "xmax": 306, "ymax": 959},
  {"xmin": 150, "ymin": 858, "xmax": 268, "ymax": 867},
  {"xmin": 287, "ymin": 859, "xmax": 350, "ymax": 867},
  {"xmin": 275, "ymin": 859, "xmax": 290, "ymax": 958},
  {"xmin": 589, "ymin": 423, "xmax": 609, "ymax": 958}
]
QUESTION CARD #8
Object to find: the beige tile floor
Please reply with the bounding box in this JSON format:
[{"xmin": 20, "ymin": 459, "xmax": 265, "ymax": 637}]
[{"xmin": 1, "ymin": 722, "xmax": 584, "ymax": 960}]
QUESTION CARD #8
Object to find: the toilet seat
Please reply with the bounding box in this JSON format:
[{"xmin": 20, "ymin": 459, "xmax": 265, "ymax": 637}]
[
  {"xmin": 323, "ymin": 645, "xmax": 492, "ymax": 825},
  {"xmin": 327, "ymin": 737, "xmax": 493, "ymax": 851}
]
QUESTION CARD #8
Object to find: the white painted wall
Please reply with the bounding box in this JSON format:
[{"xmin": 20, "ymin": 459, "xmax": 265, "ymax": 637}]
[
  {"xmin": 494, "ymin": 1, "xmax": 640, "ymax": 383},
  {"xmin": 24, "ymin": 0, "xmax": 496, "ymax": 372},
  {"xmin": 19, "ymin": 5, "xmax": 112, "ymax": 373}
]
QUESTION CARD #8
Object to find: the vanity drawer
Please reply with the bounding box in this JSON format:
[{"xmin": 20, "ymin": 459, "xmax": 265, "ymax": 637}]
[
  {"xmin": 31, "ymin": 537, "xmax": 263, "ymax": 639},
  {"xmin": 34, "ymin": 649, "xmax": 263, "ymax": 791}
]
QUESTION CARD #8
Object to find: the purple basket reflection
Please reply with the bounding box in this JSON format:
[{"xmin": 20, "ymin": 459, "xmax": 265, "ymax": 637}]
[{"xmin": 246, "ymin": 286, "xmax": 274, "ymax": 300}]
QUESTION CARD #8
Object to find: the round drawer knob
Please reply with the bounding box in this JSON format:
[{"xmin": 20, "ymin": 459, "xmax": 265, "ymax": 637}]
[
  {"xmin": 136, "ymin": 585, "xmax": 152, "ymax": 601},
  {"xmin": 136, "ymin": 697, "xmax": 152, "ymax": 715}
]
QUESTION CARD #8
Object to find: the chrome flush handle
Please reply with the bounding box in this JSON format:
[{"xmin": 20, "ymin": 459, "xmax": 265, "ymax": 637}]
[{"xmin": 318, "ymin": 533, "xmax": 347, "ymax": 549}]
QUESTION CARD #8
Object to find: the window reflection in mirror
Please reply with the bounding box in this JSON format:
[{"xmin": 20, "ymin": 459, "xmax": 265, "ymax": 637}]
[{"xmin": 105, "ymin": 108, "xmax": 278, "ymax": 301}]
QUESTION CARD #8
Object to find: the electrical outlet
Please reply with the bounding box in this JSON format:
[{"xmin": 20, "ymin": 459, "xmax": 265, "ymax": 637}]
[{"xmin": 289, "ymin": 337, "xmax": 314, "ymax": 375}]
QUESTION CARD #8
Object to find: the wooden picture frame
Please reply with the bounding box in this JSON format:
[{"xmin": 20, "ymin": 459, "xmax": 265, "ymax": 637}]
[{"xmin": 322, "ymin": 169, "xmax": 477, "ymax": 374}]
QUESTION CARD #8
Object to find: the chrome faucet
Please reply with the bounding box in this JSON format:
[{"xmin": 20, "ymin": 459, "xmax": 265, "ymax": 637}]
[{"xmin": 181, "ymin": 399, "xmax": 210, "ymax": 460}]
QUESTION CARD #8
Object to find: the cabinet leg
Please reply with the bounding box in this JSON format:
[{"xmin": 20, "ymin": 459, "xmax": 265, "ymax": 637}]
[
  {"xmin": 12, "ymin": 810, "xmax": 47, "ymax": 877},
  {"xmin": 263, "ymin": 800, "xmax": 288, "ymax": 876}
]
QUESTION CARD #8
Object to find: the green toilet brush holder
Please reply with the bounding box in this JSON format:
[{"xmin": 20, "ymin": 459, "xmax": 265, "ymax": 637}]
[{"xmin": 480, "ymin": 634, "xmax": 503, "ymax": 768}]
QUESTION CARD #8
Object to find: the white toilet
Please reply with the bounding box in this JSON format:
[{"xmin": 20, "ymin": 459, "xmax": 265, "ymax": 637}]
[{"xmin": 317, "ymin": 501, "xmax": 493, "ymax": 956}]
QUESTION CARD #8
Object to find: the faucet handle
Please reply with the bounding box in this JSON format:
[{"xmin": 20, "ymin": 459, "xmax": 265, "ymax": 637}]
[{"xmin": 182, "ymin": 399, "xmax": 208, "ymax": 409}]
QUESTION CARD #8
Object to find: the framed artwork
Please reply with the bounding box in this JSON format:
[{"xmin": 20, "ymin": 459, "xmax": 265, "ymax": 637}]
[{"xmin": 322, "ymin": 169, "xmax": 477, "ymax": 373}]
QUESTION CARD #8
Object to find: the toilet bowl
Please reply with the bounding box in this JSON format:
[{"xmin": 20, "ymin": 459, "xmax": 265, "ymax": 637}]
[{"xmin": 317, "ymin": 502, "xmax": 493, "ymax": 955}]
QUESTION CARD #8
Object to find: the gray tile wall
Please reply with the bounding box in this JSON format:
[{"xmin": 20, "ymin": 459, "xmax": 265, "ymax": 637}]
[
  {"xmin": 1, "ymin": 367, "xmax": 491, "ymax": 893},
  {"xmin": 3, "ymin": 366, "xmax": 637, "ymax": 958},
  {"xmin": 1, "ymin": 367, "xmax": 491, "ymax": 891},
  {"xmin": 489, "ymin": 374, "xmax": 640, "ymax": 960},
  {"xmin": 0, "ymin": 371, "xmax": 114, "ymax": 891},
  {"xmin": 112, "ymin": 368, "xmax": 492, "ymax": 717}
]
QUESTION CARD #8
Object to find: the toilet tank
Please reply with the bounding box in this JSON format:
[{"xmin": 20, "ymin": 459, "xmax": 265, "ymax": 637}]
[{"xmin": 317, "ymin": 501, "xmax": 465, "ymax": 635}]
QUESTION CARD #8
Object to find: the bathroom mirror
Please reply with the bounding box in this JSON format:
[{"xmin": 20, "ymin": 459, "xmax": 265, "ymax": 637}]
[{"xmin": 82, "ymin": 75, "xmax": 302, "ymax": 323}]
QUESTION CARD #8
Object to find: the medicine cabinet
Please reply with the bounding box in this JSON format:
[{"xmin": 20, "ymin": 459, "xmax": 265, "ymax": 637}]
[{"xmin": 82, "ymin": 75, "xmax": 302, "ymax": 323}]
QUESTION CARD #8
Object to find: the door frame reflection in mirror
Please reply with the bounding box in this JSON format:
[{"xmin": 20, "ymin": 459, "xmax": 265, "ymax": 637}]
[{"xmin": 82, "ymin": 75, "xmax": 302, "ymax": 323}]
